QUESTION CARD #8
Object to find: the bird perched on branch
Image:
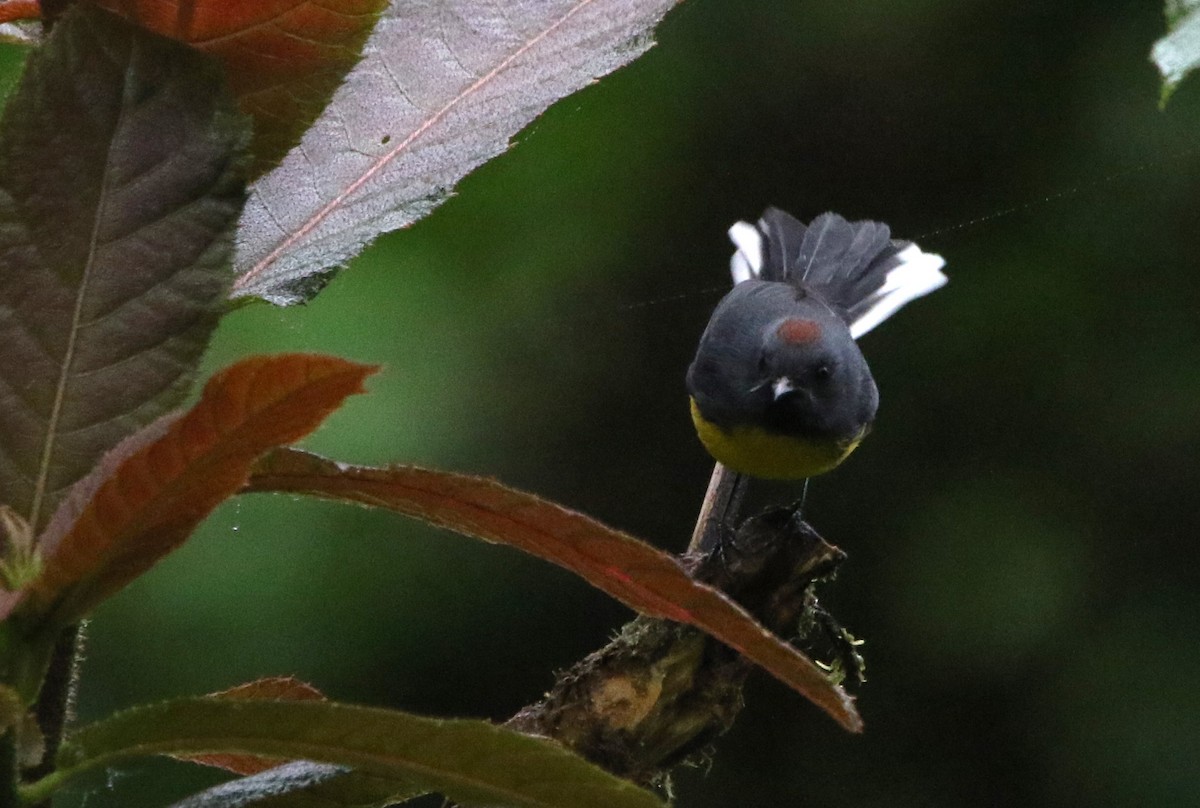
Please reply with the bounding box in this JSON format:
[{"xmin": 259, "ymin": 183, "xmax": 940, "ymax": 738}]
[{"xmin": 687, "ymin": 207, "xmax": 947, "ymax": 480}]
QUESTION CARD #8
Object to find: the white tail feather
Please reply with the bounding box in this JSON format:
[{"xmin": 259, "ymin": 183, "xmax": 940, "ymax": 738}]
[
  {"xmin": 848, "ymin": 245, "xmax": 947, "ymax": 339},
  {"xmin": 727, "ymin": 221, "xmax": 763, "ymax": 284}
]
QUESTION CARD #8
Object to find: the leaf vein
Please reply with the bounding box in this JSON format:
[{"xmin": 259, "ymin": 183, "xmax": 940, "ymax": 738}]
[{"xmin": 234, "ymin": 0, "xmax": 602, "ymax": 293}]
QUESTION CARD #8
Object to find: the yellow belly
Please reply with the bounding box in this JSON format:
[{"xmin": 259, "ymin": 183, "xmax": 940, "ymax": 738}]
[{"xmin": 689, "ymin": 398, "xmax": 865, "ymax": 480}]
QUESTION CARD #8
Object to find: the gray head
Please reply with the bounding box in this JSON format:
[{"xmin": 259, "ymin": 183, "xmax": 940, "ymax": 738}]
[{"xmin": 687, "ymin": 280, "xmax": 878, "ymax": 442}]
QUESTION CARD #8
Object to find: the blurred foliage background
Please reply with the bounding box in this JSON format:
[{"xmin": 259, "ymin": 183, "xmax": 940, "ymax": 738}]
[{"xmin": 4, "ymin": 0, "xmax": 1200, "ymax": 805}]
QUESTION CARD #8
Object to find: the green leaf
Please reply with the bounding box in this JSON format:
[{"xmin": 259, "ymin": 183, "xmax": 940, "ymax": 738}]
[
  {"xmin": 0, "ymin": 5, "xmax": 249, "ymax": 531},
  {"xmin": 170, "ymin": 680, "xmax": 419, "ymax": 808},
  {"xmin": 180, "ymin": 675, "xmax": 327, "ymax": 776},
  {"xmin": 231, "ymin": 0, "xmax": 681, "ymax": 305},
  {"xmin": 245, "ymin": 449, "xmax": 862, "ymax": 733},
  {"xmin": 1153, "ymin": 0, "xmax": 1200, "ymax": 103},
  {"xmin": 28, "ymin": 698, "xmax": 665, "ymax": 808}
]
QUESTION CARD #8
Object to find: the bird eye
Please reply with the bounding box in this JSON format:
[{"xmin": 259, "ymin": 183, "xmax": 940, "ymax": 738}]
[{"xmin": 813, "ymin": 364, "xmax": 831, "ymax": 381}]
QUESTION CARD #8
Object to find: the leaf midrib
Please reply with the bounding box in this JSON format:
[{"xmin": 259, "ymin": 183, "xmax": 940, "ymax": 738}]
[
  {"xmin": 27, "ymin": 58, "xmax": 132, "ymax": 531},
  {"xmin": 232, "ymin": 0, "xmax": 599, "ymax": 292},
  {"xmin": 44, "ymin": 700, "xmax": 661, "ymax": 808}
]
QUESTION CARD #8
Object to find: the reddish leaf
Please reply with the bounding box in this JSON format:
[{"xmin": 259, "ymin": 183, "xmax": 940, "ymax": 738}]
[
  {"xmin": 90, "ymin": 0, "xmax": 388, "ymax": 175},
  {"xmin": 7, "ymin": 355, "xmax": 376, "ymax": 628},
  {"xmin": 210, "ymin": 676, "xmax": 327, "ymax": 703},
  {"xmin": 182, "ymin": 676, "xmax": 328, "ymax": 775},
  {"xmin": 245, "ymin": 449, "xmax": 863, "ymax": 732},
  {"xmin": 0, "ymin": 0, "xmax": 39, "ymax": 24}
]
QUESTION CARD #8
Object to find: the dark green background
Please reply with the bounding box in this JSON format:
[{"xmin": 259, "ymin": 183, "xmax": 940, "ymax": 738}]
[{"xmin": 4, "ymin": 0, "xmax": 1199, "ymax": 805}]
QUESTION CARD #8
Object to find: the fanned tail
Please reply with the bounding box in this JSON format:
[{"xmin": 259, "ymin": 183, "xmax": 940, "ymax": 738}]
[{"xmin": 728, "ymin": 207, "xmax": 947, "ymax": 338}]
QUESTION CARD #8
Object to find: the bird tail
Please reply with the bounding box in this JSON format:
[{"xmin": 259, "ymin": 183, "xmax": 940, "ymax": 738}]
[{"xmin": 728, "ymin": 207, "xmax": 947, "ymax": 338}]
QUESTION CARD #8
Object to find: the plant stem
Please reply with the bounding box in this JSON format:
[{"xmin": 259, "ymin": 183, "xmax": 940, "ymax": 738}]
[
  {"xmin": 23, "ymin": 623, "xmax": 82, "ymax": 804},
  {"xmin": 16, "ymin": 769, "xmax": 65, "ymax": 808}
]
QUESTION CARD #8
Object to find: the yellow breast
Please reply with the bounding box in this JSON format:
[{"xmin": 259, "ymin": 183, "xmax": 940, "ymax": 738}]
[{"xmin": 689, "ymin": 398, "xmax": 865, "ymax": 480}]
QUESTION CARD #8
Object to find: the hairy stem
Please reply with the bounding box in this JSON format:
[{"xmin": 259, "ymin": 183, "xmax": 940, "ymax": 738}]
[{"xmin": 24, "ymin": 623, "xmax": 82, "ymax": 803}]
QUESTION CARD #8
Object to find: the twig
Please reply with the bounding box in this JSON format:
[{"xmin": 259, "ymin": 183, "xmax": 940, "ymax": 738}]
[
  {"xmin": 687, "ymin": 464, "xmax": 748, "ymax": 554},
  {"xmin": 508, "ymin": 505, "xmax": 851, "ymax": 786}
]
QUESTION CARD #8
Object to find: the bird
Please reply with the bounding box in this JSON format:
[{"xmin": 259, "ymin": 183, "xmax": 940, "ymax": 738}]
[{"xmin": 686, "ymin": 207, "xmax": 947, "ymax": 480}]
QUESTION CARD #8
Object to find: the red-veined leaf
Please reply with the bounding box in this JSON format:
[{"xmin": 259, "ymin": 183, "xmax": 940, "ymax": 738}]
[
  {"xmin": 244, "ymin": 448, "xmax": 862, "ymax": 732},
  {"xmin": 3, "ymin": 355, "xmax": 375, "ymax": 628},
  {"xmin": 231, "ymin": 0, "xmax": 681, "ymax": 304},
  {"xmin": 90, "ymin": 0, "xmax": 389, "ymax": 175}
]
